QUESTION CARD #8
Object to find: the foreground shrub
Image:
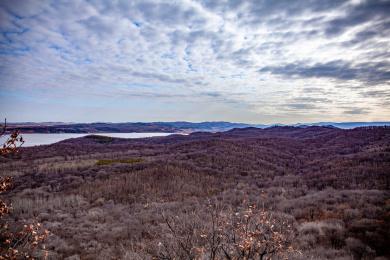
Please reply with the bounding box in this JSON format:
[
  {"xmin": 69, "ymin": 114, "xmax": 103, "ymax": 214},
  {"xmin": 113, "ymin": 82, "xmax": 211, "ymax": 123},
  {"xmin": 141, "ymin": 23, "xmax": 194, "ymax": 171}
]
[
  {"xmin": 0, "ymin": 177, "xmax": 49, "ymax": 259},
  {"xmin": 154, "ymin": 205, "xmax": 299, "ymax": 259},
  {"xmin": 1, "ymin": 121, "xmax": 48, "ymax": 259}
]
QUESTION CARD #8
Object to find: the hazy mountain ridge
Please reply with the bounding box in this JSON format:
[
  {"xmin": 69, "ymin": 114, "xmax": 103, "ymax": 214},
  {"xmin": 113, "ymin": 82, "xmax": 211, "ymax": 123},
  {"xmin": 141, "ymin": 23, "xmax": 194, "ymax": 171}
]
[{"xmin": 6, "ymin": 121, "xmax": 389, "ymax": 133}]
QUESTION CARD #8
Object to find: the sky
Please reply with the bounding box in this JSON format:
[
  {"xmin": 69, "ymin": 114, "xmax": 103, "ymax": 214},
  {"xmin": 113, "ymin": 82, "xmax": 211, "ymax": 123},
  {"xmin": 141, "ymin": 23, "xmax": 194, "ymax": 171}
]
[{"xmin": 0, "ymin": 0, "xmax": 389, "ymax": 124}]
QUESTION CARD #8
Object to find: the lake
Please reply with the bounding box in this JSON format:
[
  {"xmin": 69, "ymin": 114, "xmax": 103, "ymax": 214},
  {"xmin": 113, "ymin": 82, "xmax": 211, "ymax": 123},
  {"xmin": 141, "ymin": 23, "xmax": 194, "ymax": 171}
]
[{"xmin": 0, "ymin": 133, "xmax": 175, "ymax": 147}]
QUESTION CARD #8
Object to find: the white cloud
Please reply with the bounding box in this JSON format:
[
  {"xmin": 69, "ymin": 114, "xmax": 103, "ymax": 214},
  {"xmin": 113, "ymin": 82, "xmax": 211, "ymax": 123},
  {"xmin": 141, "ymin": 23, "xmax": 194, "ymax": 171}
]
[{"xmin": 0, "ymin": 0, "xmax": 389, "ymax": 123}]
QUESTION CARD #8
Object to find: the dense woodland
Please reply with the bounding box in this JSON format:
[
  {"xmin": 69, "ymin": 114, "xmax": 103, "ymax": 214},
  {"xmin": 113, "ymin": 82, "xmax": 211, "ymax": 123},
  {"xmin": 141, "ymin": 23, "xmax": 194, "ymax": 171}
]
[{"xmin": 0, "ymin": 126, "xmax": 389, "ymax": 259}]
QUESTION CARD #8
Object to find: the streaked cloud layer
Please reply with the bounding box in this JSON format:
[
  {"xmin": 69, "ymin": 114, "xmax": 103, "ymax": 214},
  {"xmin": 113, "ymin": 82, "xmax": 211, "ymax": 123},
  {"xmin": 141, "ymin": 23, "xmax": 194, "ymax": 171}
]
[{"xmin": 0, "ymin": 0, "xmax": 389, "ymax": 123}]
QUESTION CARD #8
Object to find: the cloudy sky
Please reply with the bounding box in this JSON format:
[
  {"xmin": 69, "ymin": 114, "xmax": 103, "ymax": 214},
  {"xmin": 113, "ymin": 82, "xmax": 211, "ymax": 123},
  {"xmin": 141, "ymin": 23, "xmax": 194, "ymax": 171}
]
[{"xmin": 0, "ymin": 0, "xmax": 389, "ymax": 123}]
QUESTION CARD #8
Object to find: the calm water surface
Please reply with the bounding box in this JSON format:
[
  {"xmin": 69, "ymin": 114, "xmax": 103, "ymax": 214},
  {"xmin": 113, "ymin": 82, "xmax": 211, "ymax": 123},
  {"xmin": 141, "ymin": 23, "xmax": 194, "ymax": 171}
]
[{"xmin": 0, "ymin": 133, "xmax": 174, "ymax": 147}]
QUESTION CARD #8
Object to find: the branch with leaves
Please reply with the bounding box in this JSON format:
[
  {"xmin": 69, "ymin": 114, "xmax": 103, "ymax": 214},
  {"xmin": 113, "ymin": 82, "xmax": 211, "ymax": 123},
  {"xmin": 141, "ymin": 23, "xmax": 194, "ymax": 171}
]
[
  {"xmin": 0, "ymin": 119, "xmax": 49, "ymax": 259},
  {"xmin": 0, "ymin": 119, "xmax": 24, "ymax": 156}
]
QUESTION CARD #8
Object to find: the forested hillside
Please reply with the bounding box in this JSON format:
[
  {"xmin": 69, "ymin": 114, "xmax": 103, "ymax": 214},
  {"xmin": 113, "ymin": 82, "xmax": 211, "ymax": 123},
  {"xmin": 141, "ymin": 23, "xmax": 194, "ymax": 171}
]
[{"xmin": 1, "ymin": 126, "xmax": 389, "ymax": 259}]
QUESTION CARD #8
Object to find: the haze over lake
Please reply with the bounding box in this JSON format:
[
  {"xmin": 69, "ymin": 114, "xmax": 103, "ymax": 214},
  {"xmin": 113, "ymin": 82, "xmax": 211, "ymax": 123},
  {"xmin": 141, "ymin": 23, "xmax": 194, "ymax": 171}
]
[{"xmin": 0, "ymin": 133, "xmax": 174, "ymax": 147}]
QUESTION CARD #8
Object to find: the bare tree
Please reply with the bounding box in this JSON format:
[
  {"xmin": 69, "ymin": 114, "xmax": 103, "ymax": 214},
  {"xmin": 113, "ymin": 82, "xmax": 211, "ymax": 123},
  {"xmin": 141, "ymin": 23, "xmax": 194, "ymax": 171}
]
[{"xmin": 219, "ymin": 206, "xmax": 298, "ymax": 260}]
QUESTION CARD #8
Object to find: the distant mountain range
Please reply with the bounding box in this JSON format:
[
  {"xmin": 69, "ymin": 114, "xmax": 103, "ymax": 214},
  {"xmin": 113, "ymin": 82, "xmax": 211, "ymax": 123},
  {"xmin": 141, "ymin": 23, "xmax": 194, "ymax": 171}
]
[
  {"xmin": 292, "ymin": 122, "xmax": 390, "ymax": 129},
  {"xmin": 6, "ymin": 121, "xmax": 389, "ymax": 133}
]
